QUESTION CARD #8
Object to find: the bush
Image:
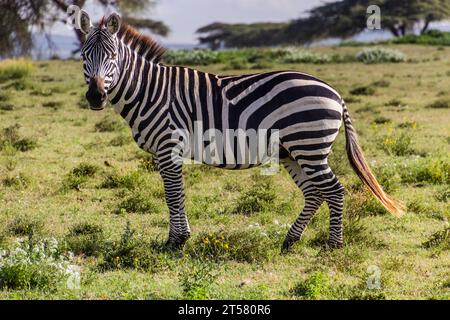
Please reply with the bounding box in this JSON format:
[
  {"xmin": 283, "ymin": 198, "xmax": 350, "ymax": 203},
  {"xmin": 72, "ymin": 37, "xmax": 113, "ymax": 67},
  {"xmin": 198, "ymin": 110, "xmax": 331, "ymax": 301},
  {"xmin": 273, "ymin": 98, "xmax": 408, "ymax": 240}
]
[
  {"xmin": 188, "ymin": 228, "xmax": 273, "ymax": 263},
  {"xmin": 385, "ymin": 99, "xmax": 405, "ymax": 107},
  {"xmin": 95, "ymin": 116, "xmax": 124, "ymax": 132},
  {"xmin": 380, "ymin": 131, "xmax": 414, "ymax": 156},
  {"xmin": 100, "ymin": 222, "xmax": 166, "ymax": 272},
  {"xmin": 393, "ymin": 30, "xmax": 450, "ymax": 46},
  {"xmin": 223, "ymin": 57, "xmax": 250, "ymax": 70},
  {"xmin": 62, "ymin": 163, "xmax": 99, "ymax": 191},
  {"xmin": 292, "ymin": 272, "xmax": 330, "ymax": 299},
  {"xmin": 71, "ymin": 163, "xmax": 98, "ymax": 177},
  {"xmin": 100, "ymin": 170, "xmax": 149, "ymax": 189},
  {"xmin": 281, "ymin": 50, "xmax": 332, "ymax": 64},
  {"xmin": 373, "ymin": 116, "xmax": 392, "ymax": 125},
  {"xmin": 356, "ymin": 48, "xmax": 406, "ymax": 64},
  {"xmin": 65, "ymin": 223, "xmax": 105, "ymax": 257},
  {"xmin": 8, "ymin": 216, "xmax": 43, "ymax": 236},
  {"xmin": 114, "ymin": 192, "xmax": 160, "ymax": 214},
  {"xmin": 422, "ymin": 227, "xmax": 449, "ymax": 251},
  {"xmin": 401, "ymin": 158, "xmax": 449, "ymax": 185},
  {"xmin": 110, "ymin": 134, "xmax": 132, "ymax": 147},
  {"xmin": 426, "ymin": 99, "xmax": 450, "ymax": 109},
  {"xmin": 0, "ymin": 237, "xmax": 76, "ymax": 290},
  {"xmin": 0, "ymin": 124, "xmax": 37, "ymax": 152},
  {"xmin": 3, "ymin": 173, "xmax": 31, "ymax": 189},
  {"xmin": 231, "ymin": 178, "xmax": 276, "ymax": 215},
  {"xmin": 164, "ymin": 49, "xmax": 220, "ymax": 66},
  {"xmin": 0, "ymin": 59, "xmax": 33, "ymax": 82},
  {"xmin": 350, "ymin": 86, "xmax": 375, "ymax": 96}
]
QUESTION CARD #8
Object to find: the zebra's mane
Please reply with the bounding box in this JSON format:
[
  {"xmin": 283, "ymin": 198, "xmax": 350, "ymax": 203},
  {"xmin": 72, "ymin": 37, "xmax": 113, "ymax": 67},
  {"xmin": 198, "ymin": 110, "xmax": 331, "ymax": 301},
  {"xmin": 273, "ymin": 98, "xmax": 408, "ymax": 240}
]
[{"xmin": 99, "ymin": 18, "xmax": 166, "ymax": 63}]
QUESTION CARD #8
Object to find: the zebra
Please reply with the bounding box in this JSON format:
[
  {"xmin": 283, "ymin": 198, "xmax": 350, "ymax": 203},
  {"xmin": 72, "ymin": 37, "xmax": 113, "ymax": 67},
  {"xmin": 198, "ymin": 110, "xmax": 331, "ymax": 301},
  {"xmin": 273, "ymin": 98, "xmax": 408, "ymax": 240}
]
[{"xmin": 78, "ymin": 12, "xmax": 403, "ymax": 251}]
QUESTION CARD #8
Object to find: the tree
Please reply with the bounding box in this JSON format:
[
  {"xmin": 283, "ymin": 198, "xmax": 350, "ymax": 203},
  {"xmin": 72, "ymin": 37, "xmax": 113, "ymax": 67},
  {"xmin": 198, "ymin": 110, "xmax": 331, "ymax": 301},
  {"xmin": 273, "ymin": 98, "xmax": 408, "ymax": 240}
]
[
  {"xmin": 287, "ymin": 0, "xmax": 450, "ymax": 42},
  {"xmin": 196, "ymin": 22, "xmax": 288, "ymax": 49},
  {"xmin": 196, "ymin": 0, "xmax": 450, "ymax": 49},
  {"xmin": 0, "ymin": 0, "xmax": 169, "ymax": 57}
]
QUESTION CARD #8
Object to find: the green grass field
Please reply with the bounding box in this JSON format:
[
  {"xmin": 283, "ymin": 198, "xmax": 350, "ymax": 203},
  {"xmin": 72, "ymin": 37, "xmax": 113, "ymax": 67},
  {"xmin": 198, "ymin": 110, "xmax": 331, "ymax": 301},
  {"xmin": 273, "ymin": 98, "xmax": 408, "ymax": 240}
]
[{"xmin": 0, "ymin": 44, "xmax": 448, "ymax": 299}]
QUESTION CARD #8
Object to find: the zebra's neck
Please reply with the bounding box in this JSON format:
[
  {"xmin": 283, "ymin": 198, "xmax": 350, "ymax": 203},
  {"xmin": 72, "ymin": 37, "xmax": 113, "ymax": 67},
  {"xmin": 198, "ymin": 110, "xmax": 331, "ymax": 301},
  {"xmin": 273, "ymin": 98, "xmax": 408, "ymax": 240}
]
[{"xmin": 107, "ymin": 41, "xmax": 176, "ymax": 152}]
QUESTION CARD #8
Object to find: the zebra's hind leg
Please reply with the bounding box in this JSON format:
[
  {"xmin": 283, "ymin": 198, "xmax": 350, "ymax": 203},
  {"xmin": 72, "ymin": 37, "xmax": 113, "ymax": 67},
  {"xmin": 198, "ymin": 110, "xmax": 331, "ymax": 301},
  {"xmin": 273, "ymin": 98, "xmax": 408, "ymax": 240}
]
[
  {"xmin": 300, "ymin": 163, "xmax": 345, "ymax": 249},
  {"xmin": 281, "ymin": 157, "xmax": 324, "ymax": 252}
]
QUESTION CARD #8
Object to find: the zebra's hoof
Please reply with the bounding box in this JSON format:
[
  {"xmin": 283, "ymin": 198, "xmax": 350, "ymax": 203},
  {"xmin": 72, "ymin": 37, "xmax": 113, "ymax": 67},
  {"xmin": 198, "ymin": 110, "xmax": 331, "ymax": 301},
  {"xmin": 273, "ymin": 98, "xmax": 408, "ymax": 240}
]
[
  {"xmin": 164, "ymin": 235, "xmax": 190, "ymax": 251},
  {"xmin": 326, "ymin": 240, "xmax": 344, "ymax": 249},
  {"xmin": 281, "ymin": 237, "xmax": 296, "ymax": 254}
]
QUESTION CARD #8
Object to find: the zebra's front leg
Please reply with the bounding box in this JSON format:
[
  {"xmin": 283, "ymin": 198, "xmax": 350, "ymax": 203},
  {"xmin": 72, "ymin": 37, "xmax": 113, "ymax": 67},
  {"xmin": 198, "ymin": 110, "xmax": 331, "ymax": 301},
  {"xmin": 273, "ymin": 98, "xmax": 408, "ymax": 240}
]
[{"xmin": 159, "ymin": 155, "xmax": 191, "ymax": 249}]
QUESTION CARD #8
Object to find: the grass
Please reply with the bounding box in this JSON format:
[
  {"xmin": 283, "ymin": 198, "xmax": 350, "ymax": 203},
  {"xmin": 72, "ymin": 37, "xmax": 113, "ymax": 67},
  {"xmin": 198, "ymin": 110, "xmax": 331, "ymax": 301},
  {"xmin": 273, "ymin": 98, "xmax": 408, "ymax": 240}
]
[
  {"xmin": 0, "ymin": 44, "xmax": 448, "ymax": 299},
  {"xmin": 0, "ymin": 59, "xmax": 33, "ymax": 82}
]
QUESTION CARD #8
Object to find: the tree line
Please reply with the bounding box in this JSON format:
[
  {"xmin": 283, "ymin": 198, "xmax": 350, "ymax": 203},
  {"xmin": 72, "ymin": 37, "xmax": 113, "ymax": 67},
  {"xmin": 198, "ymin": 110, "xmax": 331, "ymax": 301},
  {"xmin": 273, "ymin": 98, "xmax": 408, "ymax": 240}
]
[{"xmin": 197, "ymin": 0, "xmax": 450, "ymax": 49}]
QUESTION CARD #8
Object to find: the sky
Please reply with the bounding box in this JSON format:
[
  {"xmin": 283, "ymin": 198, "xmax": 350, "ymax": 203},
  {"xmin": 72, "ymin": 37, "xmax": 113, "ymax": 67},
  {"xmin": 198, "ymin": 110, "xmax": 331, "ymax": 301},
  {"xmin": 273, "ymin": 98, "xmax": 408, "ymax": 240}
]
[{"xmin": 53, "ymin": 0, "xmax": 326, "ymax": 44}]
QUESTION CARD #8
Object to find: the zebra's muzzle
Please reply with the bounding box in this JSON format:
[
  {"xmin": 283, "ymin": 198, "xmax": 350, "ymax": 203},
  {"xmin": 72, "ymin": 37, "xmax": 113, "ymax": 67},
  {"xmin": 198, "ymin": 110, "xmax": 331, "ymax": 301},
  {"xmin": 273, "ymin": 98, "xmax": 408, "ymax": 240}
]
[{"xmin": 86, "ymin": 76, "xmax": 107, "ymax": 110}]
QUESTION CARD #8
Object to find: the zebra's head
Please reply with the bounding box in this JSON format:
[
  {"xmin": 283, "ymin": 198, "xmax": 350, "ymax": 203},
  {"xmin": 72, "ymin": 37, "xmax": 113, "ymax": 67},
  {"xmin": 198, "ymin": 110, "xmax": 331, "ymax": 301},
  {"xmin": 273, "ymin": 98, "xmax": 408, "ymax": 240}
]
[{"xmin": 79, "ymin": 11, "xmax": 121, "ymax": 110}]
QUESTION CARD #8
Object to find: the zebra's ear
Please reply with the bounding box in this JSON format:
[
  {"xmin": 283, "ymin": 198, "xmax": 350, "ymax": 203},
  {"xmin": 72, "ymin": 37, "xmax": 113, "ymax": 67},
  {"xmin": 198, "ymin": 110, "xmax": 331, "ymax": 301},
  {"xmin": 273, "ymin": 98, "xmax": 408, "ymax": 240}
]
[
  {"xmin": 79, "ymin": 10, "xmax": 92, "ymax": 35},
  {"xmin": 106, "ymin": 12, "xmax": 121, "ymax": 35}
]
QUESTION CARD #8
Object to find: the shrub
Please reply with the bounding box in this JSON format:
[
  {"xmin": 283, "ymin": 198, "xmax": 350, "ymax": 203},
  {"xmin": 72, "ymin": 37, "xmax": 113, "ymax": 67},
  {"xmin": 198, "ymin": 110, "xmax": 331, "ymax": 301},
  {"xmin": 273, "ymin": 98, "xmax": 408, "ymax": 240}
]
[
  {"xmin": 0, "ymin": 237, "xmax": 76, "ymax": 290},
  {"xmin": 100, "ymin": 170, "xmax": 150, "ymax": 190},
  {"xmin": 422, "ymin": 227, "xmax": 449, "ymax": 251},
  {"xmin": 179, "ymin": 260, "xmax": 217, "ymax": 300},
  {"xmin": 188, "ymin": 228, "xmax": 273, "ymax": 263},
  {"xmin": 95, "ymin": 116, "xmax": 124, "ymax": 132},
  {"xmin": 350, "ymin": 86, "xmax": 375, "ymax": 96},
  {"xmin": 164, "ymin": 49, "xmax": 219, "ymax": 66},
  {"xmin": 42, "ymin": 101, "xmax": 63, "ymax": 110},
  {"xmin": 392, "ymin": 30, "xmax": 450, "ymax": 46},
  {"xmin": 223, "ymin": 57, "xmax": 250, "ymax": 70},
  {"xmin": 71, "ymin": 162, "xmax": 98, "ymax": 177},
  {"xmin": 114, "ymin": 192, "xmax": 160, "ymax": 214},
  {"xmin": 373, "ymin": 116, "xmax": 392, "ymax": 125},
  {"xmin": 281, "ymin": 50, "xmax": 332, "ymax": 64},
  {"xmin": 100, "ymin": 222, "xmax": 166, "ymax": 272},
  {"xmin": 0, "ymin": 59, "xmax": 33, "ymax": 82},
  {"xmin": 426, "ymin": 99, "xmax": 450, "ymax": 109},
  {"xmin": 62, "ymin": 163, "xmax": 98, "ymax": 191},
  {"xmin": 3, "ymin": 173, "xmax": 30, "ymax": 189},
  {"xmin": 292, "ymin": 272, "xmax": 330, "ymax": 299},
  {"xmin": 0, "ymin": 124, "xmax": 37, "ymax": 152},
  {"xmin": 231, "ymin": 178, "xmax": 276, "ymax": 215},
  {"xmin": 65, "ymin": 223, "xmax": 105, "ymax": 257},
  {"xmin": 8, "ymin": 216, "xmax": 43, "ymax": 236},
  {"xmin": 0, "ymin": 103, "xmax": 14, "ymax": 111},
  {"xmin": 380, "ymin": 131, "xmax": 414, "ymax": 156},
  {"xmin": 356, "ymin": 48, "xmax": 406, "ymax": 64},
  {"xmin": 385, "ymin": 99, "xmax": 405, "ymax": 107},
  {"xmin": 110, "ymin": 134, "xmax": 132, "ymax": 147},
  {"xmin": 400, "ymin": 158, "xmax": 449, "ymax": 185}
]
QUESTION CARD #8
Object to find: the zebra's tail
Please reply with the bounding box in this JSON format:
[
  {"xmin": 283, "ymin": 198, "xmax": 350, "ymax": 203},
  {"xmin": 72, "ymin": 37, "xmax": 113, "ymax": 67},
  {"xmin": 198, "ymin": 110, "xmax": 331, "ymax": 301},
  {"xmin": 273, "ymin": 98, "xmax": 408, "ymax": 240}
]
[{"xmin": 342, "ymin": 101, "xmax": 404, "ymax": 217}]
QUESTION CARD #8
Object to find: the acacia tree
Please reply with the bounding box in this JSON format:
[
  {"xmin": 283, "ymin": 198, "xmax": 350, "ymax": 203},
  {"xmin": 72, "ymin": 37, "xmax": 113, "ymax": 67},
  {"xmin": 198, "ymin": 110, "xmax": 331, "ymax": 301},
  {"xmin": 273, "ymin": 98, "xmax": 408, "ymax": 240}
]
[
  {"xmin": 197, "ymin": 0, "xmax": 450, "ymax": 49},
  {"xmin": 0, "ymin": 0, "xmax": 169, "ymax": 57}
]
